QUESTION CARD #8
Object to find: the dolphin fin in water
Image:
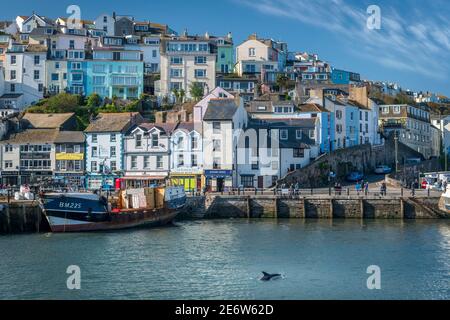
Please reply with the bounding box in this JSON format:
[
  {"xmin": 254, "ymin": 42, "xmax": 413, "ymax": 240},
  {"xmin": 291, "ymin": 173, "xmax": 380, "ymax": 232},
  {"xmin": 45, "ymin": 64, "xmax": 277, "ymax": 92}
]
[{"xmin": 260, "ymin": 272, "xmax": 282, "ymax": 281}]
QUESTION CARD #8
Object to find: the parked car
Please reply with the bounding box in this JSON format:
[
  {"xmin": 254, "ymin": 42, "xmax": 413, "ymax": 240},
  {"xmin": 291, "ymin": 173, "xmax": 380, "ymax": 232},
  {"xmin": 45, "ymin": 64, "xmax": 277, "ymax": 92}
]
[
  {"xmin": 374, "ymin": 165, "xmax": 392, "ymax": 175},
  {"xmin": 346, "ymin": 171, "xmax": 364, "ymax": 182}
]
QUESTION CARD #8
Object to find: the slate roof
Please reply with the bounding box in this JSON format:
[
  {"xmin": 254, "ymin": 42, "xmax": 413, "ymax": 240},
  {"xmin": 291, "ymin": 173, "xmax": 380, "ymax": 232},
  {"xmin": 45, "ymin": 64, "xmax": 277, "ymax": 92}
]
[
  {"xmin": 54, "ymin": 131, "xmax": 85, "ymax": 144},
  {"xmin": 85, "ymin": 112, "xmax": 143, "ymax": 133},
  {"xmin": 298, "ymin": 103, "xmax": 329, "ymax": 113},
  {"xmin": 137, "ymin": 122, "xmax": 178, "ymax": 135},
  {"xmin": 203, "ymin": 99, "xmax": 238, "ymax": 121},
  {"xmin": 1, "ymin": 129, "xmax": 59, "ymax": 144},
  {"xmin": 22, "ymin": 113, "xmax": 75, "ymax": 129}
]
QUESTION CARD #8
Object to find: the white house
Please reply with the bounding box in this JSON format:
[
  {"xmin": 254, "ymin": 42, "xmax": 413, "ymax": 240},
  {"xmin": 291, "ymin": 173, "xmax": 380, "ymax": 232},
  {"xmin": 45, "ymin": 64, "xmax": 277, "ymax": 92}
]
[
  {"xmin": 84, "ymin": 112, "xmax": 144, "ymax": 190},
  {"xmin": 169, "ymin": 122, "xmax": 204, "ymax": 191},
  {"xmin": 122, "ymin": 122, "xmax": 176, "ymax": 188},
  {"xmin": 158, "ymin": 33, "xmax": 217, "ymax": 100},
  {"xmin": 125, "ymin": 35, "xmax": 161, "ymax": 74},
  {"xmin": 94, "ymin": 13, "xmax": 115, "ymax": 36},
  {"xmin": 18, "ymin": 14, "xmax": 54, "ymax": 34},
  {"xmin": 4, "ymin": 43, "xmax": 47, "ymax": 109},
  {"xmin": 202, "ymin": 97, "xmax": 248, "ymax": 191},
  {"xmin": 193, "ymin": 86, "xmax": 234, "ymax": 123}
]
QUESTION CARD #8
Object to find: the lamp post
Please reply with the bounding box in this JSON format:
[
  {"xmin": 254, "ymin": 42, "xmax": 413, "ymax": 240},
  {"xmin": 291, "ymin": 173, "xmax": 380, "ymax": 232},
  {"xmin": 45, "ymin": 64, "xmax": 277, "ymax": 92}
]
[{"xmin": 394, "ymin": 131, "xmax": 399, "ymax": 174}]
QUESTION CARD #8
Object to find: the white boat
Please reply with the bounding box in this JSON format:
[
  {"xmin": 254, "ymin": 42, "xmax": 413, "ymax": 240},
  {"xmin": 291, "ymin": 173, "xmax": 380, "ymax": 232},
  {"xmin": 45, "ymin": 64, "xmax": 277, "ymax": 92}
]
[{"xmin": 438, "ymin": 185, "xmax": 450, "ymax": 213}]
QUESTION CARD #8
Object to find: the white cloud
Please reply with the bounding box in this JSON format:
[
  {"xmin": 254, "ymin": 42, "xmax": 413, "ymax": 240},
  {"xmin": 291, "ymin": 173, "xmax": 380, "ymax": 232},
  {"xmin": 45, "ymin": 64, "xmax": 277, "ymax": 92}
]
[{"xmin": 236, "ymin": 0, "xmax": 450, "ymax": 82}]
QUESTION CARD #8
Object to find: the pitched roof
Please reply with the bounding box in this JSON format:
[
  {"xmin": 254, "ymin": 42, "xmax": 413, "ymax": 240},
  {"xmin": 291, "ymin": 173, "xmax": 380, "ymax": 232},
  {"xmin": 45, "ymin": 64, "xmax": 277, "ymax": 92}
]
[
  {"xmin": 1, "ymin": 129, "xmax": 59, "ymax": 144},
  {"xmin": 22, "ymin": 113, "xmax": 74, "ymax": 129},
  {"xmin": 203, "ymin": 99, "xmax": 239, "ymax": 121},
  {"xmin": 54, "ymin": 131, "xmax": 85, "ymax": 143},
  {"xmin": 85, "ymin": 112, "xmax": 143, "ymax": 133},
  {"xmin": 25, "ymin": 44, "xmax": 48, "ymax": 52},
  {"xmin": 137, "ymin": 122, "xmax": 178, "ymax": 135},
  {"xmin": 298, "ymin": 103, "xmax": 329, "ymax": 113}
]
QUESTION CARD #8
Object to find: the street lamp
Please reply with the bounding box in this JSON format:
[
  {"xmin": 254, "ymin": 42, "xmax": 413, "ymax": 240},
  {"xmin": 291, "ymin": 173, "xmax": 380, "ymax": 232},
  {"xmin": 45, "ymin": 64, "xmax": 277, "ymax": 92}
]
[{"xmin": 394, "ymin": 131, "xmax": 399, "ymax": 174}]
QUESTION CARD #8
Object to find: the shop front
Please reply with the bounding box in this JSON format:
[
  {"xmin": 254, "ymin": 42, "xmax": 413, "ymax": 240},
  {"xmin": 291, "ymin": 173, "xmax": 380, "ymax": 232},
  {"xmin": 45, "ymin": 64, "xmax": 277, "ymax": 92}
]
[
  {"xmin": 119, "ymin": 175, "xmax": 168, "ymax": 189},
  {"xmin": 53, "ymin": 173, "xmax": 85, "ymax": 189},
  {"xmin": 169, "ymin": 170, "xmax": 204, "ymax": 192},
  {"xmin": 0, "ymin": 171, "xmax": 19, "ymax": 186},
  {"xmin": 86, "ymin": 174, "xmax": 120, "ymax": 191},
  {"xmin": 204, "ymin": 170, "xmax": 233, "ymax": 192}
]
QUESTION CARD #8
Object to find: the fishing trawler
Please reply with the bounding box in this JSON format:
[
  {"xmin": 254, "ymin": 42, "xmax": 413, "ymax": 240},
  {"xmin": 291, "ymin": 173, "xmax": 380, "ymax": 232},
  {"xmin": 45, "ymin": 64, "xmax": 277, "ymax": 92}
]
[{"xmin": 39, "ymin": 186, "xmax": 186, "ymax": 233}]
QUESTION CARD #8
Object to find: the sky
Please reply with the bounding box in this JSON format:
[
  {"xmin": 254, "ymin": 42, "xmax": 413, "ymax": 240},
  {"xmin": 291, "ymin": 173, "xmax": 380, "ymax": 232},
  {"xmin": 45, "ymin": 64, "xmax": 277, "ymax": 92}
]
[{"xmin": 1, "ymin": 0, "xmax": 449, "ymax": 96}]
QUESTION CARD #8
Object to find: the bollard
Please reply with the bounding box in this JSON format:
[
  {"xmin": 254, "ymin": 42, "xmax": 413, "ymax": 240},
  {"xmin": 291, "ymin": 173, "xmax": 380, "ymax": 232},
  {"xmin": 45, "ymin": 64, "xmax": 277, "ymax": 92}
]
[
  {"xmin": 329, "ymin": 187, "xmax": 332, "ymax": 196},
  {"xmin": 401, "ymin": 188, "xmax": 403, "ymax": 197},
  {"xmin": 427, "ymin": 188, "xmax": 430, "ymax": 197},
  {"xmin": 347, "ymin": 188, "xmax": 350, "ymax": 196},
  {"xmin": 311, "ymin": 188, "xmax": 313, "ymax": 196}
]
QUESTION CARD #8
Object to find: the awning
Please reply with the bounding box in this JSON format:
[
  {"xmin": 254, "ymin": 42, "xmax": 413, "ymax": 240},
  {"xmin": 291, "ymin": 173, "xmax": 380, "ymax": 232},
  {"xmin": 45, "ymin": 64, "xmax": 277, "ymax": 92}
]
[{"xmin": 120, "ymin": 176, "xmax": 167, "ymax": 181}]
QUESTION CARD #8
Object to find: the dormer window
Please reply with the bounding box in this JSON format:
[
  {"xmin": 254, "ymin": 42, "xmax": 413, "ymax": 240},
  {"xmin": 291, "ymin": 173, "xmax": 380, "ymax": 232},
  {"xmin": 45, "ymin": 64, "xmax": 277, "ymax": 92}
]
[
  {"xmin": 280, "ymin": 130, "xmax": 288, "ymax": 140},
  {"xmin": 151, "ymin": 133, "xmax": 159, "ymax": 147}
]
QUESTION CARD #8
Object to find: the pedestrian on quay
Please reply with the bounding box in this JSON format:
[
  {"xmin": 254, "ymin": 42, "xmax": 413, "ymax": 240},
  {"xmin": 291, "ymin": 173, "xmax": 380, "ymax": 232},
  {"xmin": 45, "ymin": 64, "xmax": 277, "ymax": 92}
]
[
  {"xmin": 355, "ymin": 182, "xmax": 362, "ymax": 195},
  {"xmin": 364, "ymin": 181, "xmax": 369, "ymax": 195}
]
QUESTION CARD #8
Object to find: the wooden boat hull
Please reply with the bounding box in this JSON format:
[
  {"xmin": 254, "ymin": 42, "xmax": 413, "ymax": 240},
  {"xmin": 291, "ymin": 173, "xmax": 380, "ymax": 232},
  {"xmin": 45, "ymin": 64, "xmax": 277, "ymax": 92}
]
[{"xmin": 46, "ymin": 208, "xmax": 179, "ymax": 233}]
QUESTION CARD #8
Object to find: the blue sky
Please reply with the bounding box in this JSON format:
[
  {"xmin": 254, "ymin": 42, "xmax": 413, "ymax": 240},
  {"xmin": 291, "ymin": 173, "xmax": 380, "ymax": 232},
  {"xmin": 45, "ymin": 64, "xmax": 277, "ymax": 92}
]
[{"xmin": 2, "ymin": 0, "xmax": 449, "ymax": 96}]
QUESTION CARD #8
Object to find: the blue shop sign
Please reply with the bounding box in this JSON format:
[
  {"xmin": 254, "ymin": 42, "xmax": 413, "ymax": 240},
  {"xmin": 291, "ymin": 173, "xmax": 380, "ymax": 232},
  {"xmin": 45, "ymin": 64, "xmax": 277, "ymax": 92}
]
[{"xmin": 204, "ymin": 170, "xmax": 233, "ymax": 178}]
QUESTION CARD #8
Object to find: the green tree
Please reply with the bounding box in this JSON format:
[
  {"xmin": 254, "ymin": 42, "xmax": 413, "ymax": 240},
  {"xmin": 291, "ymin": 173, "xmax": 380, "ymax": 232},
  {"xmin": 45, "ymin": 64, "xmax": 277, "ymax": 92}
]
[
  {"xmin": 86, "ymin": 93, "xmax": 102, "ymax": 107},
  {"xmin": 189, "ymin": 82, "xmax": 204, "ymax": 102},
  {"xmin": 276, "ymin": 74, "xmax": 290, "ymax": 93}
]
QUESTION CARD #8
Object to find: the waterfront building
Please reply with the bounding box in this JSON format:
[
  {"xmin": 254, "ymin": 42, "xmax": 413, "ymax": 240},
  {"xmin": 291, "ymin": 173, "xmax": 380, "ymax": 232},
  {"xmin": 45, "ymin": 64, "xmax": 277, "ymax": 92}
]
[
  {"xmin": 85, "ymin": 45, "xmax": 144, "ymax": 99},
  {"xmin": 158, "ymin": 32, "xmax": 218, "ymax": 100},
  {"xmin": 331, "ymin": 68, "xmax": 361, "ymax": 85},
  {"xmin": 296, "ymin": 103, "xmax": 332, "ymax": 154},
  {"xmin": 216, "ymin": 75, "xmax": 257, "ymax": 103},
  {"xmin": 94, "ymin": 13, "xmax": 115, "ymax": 36},
  {"xmin": 0, "ymin": 33, "xmax": 12, "ymax": 67},
  {"xmin": 431, "ymin": 114, "xmax": 450, "ymax": 156},
  {"xmin": 53, "ymin": 131, "xmax": 86, "ymax": 188},
  {"xmin": 235, "ymin": 34, "xmax": 287, "ymax": 78},
  {"xmin": 169, "ymin": 122, "xmax": 204, "ymax": 191},
  {"xmin": 193, "ymin": 86, "xmax": 234, "ymax": 123},
  {"xmin": 379, "ymin": 104, "xmax": 432, "ymax": 159},
  {"xmin": 3, "ymin": 43, "xmax": 47, "ymax": 109},
  {"xmin": 215, "ymin": 33, "xmax": 234, "ymax": 74},
  {"xmin": 0, "ymin": 128, "xmax": 57, "ymax": 185},
  {"xmin": 122, "ymin": 122, "xmax": 175, "ymax": 188},
  {"xmin": 84, "ymin": 112, "xmax": 144, "ymax": 190},
  {"xmin": 202, "ymin": 98, "xmax": 248, "ymax": 192}
]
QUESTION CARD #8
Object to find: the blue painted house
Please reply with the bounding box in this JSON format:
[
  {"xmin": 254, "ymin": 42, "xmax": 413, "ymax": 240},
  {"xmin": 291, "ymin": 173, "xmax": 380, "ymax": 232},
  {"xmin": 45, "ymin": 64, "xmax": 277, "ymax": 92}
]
[
  {"xmin": 85, "ymin": 48, "xmax": 144, "ymax": 99},
  {"xmin": 331, "ymin": 68, "xmax": 361, "ymax": 85},
  {"xmin": 297, "ymin": 103, "xmax": 332, "ymax": 153}
]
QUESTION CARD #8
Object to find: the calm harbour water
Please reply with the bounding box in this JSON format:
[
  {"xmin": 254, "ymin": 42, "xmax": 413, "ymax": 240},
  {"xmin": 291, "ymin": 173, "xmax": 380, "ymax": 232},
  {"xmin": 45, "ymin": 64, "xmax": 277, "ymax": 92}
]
[{"xmin": 0, "ymin": 219, "xmax": 449, "ymax": 300}]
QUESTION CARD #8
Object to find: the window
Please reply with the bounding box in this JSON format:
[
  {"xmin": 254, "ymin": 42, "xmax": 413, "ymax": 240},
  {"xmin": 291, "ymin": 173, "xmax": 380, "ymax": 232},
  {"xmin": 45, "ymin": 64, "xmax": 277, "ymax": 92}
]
[
  {"xmin": 151, "ymin": 134, "xmax": 159, "ymax": 147},
  {"xmin": 382, "ymin": 107, "xmax": 389, "ymax": 114},
  {"xmin": 135, "ymin": 134, "xmax": 142, "ymax": 148},
  {"xmin": 249, "ymin": 48, "xmax": 256, "ymax": 57},
  {"xmin": 156, "ymin": 155, "xmax": 163, "ymax": 169},
  {"xmin": 10, "ymin": 84, "xmax": 15, "ymax": 92},
  {"xmin": 144, "ymin": 156, "xmax": 150, "ymax": 169},
  {"xmin": 91, "ymin": 161, "xmax": 98, "ymax": 172},
  {"xmin": 213, "ymin": 139, "xmax": 221, "ymax": 152},
  {"xmin": 91, "ymin": 134, "xmax": 97, "ymax": 143},
  {"xmin": 4, "ymin": 145, "xmax": 13, "ymax": 152},
  {"xmin": 280, "ymin": 130, "xmax": 288, "ymax": 140},
  {"xmin": 38, "ymin": 84, "xmax": 43, "ymax": 92},
  {"xmin": 212, "ymin": 122, "xmax": 221, "ymax": 134},
  {"xmin": 34, "ymin": 70, "xmax": 40, "ymax": 80},
  {"xmin": 110, "ymin": 161, "xmax": 117, "ymax": 172},
  {"xmin": 393, "ymin": 106, "xmax": 401, "ymax": 114},
  {"xmin": 178, "ymin": 154, "xmax": 184, "ymax": 167},
  {"xmin": 191, "ymin": 154, "xmax": 198, "ymax": 167},
  {"xmin": 177, "ymin": 136, "xmax": 184, "ymax": 150},
  {"xmin": 195, "ymin": 69, "xmax": 207, "ymax": 78},
  {"xmin": 71, "ymin": 62, "xmax": 82, "ymax": 70},
  {"xmin": 131, "ymin": 156, "xmax": 138, "ymax": 169},
  {"xmin": 296, "ymin": 130, "xmax": 303, "ymax": 139},
  {"xmin": 191, "ymin": 135, "xmax": 198, "ymax": 150},
  {"xmin": 110, "ymin": 134, "xmax": 116, "ymax": 142},
  {"xmin": 293, "ymin": 148, "xmax": 305, "ymax": 158},
  {"xmin": 152, "ymin": 50, "xmax": 157, "ymax": 58},
  {"xmin": 170, "ymin": 56, "xmax": 183, "ymax": 65},
  {"xmin": 336, "ymin": 110, "xmax": 343, "ymax": 119},
  {"xmin": 213, "ymin": 157, "xmax": 221, "ymax": 169},
  {"xmin": 92, "ymin": 146, "xmax": 98, "ymax": 157},
  {"xmin": 51, "ymin": 73, "xmax": 59, "ymax": 81},
  {"xmin": 10, "ymin": 70, "xmax": 16, "ymax": 80},
  {"xmin": 10, "ymin": 55, "xmax": 16, "ymax": 65},
  {"xmin": 195, "ymin": 56, "xmax": 207, "ymax": 64},
  {"xmin": 170, "ymin": 68, "xmax": 183, "ymax": 78},
  {"xmin": 4, "ymin": 160, "xmax": 13, "ymax": 169},
  {"xmin": 110, "ymin": 146, "xmax": 116, "ymax": 157},
  {"xmin": 309, "ymin": 130, "xmax": 315, "ymax": 139},
  {"xmin": 69, "ymin": 40, "xmax": 75, "ymax": 50},
  {"xmin": 241, "ymin": 176, "xmax": 254, "ymax": 188}
]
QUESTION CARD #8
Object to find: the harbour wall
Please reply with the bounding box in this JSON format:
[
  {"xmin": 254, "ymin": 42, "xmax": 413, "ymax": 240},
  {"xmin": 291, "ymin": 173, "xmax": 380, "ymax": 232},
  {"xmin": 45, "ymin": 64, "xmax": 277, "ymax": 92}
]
[
  {"xmin": 199, "ymin": 195, "xmax": 448, "ymax": 220},
  {"xmin": 0, "ymin": 195, "xmax": 447, "ymax": 234}
]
